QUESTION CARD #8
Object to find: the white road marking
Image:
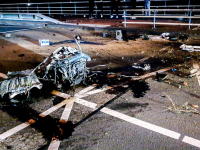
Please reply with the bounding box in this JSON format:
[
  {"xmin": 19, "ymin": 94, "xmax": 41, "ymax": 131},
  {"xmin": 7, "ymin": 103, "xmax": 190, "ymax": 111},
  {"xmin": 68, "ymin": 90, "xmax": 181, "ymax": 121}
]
[
  {"xmin": 0, "ymin": 98, "xmax": 72, "ymax": 141},
  {"xmin": 101, "ymin": 107, "xmax": 180, "ymax": 139},
  {"xmin": 77, "ymin": 88, "xmax": 107, "ymax": 98},
  {"xmin": 75, "ymin": 98, "xmax": 97, "ymax": 110},
  {"xmin": 182, "ymin": 136, "xmax": 200, "ymax": 148},
  {"xmin": 48, "ymin": 97, "xmax": 76, "ymax": 150},
  {"xmin": 192, "ymin": 63, "xmax": 200, "ymax": 86},
  {"xmin": 76, "ymin": 98, "xmax": 181, "ymax": 139},
  {"xmin": 0, "ymin": 65, "xmax": 198, "ymax": 145},
  {"xmin": 48, "ymin": 140, "xmax": 60, "ymax": 150},
  {"xmin": 0, "ymin": 120, "xmax": 34, "ymax": 141},
  {"xmin": 75, "ymin": 86, "xmax": 96, "ymax": 96},
  {"xmin": 54, "ymin": 90, "xmax": 200, "ymax": 149}
]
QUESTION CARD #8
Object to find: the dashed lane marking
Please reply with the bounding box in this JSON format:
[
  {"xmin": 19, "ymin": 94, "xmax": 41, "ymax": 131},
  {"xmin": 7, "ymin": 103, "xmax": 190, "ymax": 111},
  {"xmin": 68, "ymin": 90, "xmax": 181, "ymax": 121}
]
[{"xmin": 182, "ymin": 136, "xmax": 200, "ymax": 148}]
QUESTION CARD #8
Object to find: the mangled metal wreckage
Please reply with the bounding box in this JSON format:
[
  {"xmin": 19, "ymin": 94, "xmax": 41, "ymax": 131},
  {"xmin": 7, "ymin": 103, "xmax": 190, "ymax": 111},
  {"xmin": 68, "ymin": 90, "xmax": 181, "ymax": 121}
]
[{"xmin": 0, "ymin": 36, "xmax": 91, "ymax": 99}]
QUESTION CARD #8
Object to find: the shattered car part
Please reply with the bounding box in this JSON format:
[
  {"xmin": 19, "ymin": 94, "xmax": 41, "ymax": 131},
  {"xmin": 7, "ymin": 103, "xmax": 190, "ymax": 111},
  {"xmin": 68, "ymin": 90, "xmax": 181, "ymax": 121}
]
[
  {"xmin": 0, "ymin": 73, "xmax": 42, "ymax": 99},
  {"xmin": 180, "ymin": 44, "xmax": 200, "ymax": 52},
  {"xmin": 132, "ymin": 63, "xmax": 151, "ymax": 71},
  {"xmin": 0, "ymin": 36, "xmax": 91, "ymax": 99}
]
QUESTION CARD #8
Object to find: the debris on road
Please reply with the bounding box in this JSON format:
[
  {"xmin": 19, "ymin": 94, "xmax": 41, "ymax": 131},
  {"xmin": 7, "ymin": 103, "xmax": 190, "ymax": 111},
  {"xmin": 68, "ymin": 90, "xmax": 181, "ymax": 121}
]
[
  {"xmin": 5, "ymin": 33, "xmax": 11, "ymax": 38},
  {"xmin": 161, "ymin": 32, "xmax": 170, "ymax": 39},
  {"xmin": 155, "ymin": 73, "xmax": 167, "ymax": 82},
  {"xmin": 116, "ymin": 30, "xmax": 123, "ymax": 41},
  {"xmin": 165, "ymin": 93, "xmax": 199, "ymax": 114},
  {"xmin": 132, "ymin": 63, "xmax": 150, "ymax": 71},
  {"xmin": 180, "ymin": 44, "xmax": 200, "ymax": 52},
  {"xmin": 0, "ymin": 36, "xmax": 91, "ymax": 100}
]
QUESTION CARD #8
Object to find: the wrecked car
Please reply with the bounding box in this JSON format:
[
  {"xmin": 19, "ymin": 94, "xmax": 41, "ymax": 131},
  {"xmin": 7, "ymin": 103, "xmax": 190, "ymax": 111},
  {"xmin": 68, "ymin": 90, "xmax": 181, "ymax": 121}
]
[{"xmin": 0, "ymin": 36, "xmax": 91, "ymax": 99}]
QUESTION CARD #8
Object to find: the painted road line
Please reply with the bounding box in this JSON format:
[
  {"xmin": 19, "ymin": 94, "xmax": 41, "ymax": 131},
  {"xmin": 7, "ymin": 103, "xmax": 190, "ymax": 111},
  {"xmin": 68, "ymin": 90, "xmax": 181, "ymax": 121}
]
[
  {"xmin": 76, "ymin": 98, "xmax": 97, "ymax": 110},
  {"xmin": 77, "ymin": 88, "xmax": 108, "ymax": 98},
  {"xmin": 0, "ymin": 119, "xmax": 35, "ymax": 141},
  {"xmin": 192, "ymin": 63, "xmax": 200, "ymax": 87},
  {"xmin": 40, "ymin": 99, "xmax": 71, "ymax": 116},
  {"xmin": 48, "ymin": 140, "xmax": 60, "ymax": 150},
  {"xmin": 60, "ymin": 97, "xmax": 76, "ymax": 120},
  {"xmin": 0, "ymin": 98, "xmax": 72, "ymax": 141},
  {"xmin": 48, "ymin": 97, "xmax": 76, "ymax": 150},
  {"xmin": 51, "ymin": 90, "xmax": 71, "ymax": 99},
  {"xmin": 101, "ymin": 107, "xmax": 181, "ymax": 139},
  {"xmin": 182, "ymin": 136, "xmax": 200, "ymax": 148},
  {"xmin": 75, "ymin": 86, "xmax": 96, "ymax": 96},
  {"xmin": 75, "ymin": 98, "xmax": 180, "ymax": 139}
]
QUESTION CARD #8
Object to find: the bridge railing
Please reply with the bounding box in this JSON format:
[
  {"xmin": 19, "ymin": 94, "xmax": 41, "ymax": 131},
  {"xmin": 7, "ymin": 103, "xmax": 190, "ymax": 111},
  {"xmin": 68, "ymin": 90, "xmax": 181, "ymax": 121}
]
[{"xmin": 123, "ymin": 9, "xmax": 200, "ymax": 29}]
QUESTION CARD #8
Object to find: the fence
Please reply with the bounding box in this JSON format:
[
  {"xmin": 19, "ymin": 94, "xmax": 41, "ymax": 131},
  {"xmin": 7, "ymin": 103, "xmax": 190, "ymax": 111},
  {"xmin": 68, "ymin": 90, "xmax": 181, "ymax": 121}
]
[
  {"xmin": 123, "ymin": 9, "xmax": 200, "ymax": 29},
  {"xmin": 0, "ymin": 1, "xmax": 131, "ymax": 18}
]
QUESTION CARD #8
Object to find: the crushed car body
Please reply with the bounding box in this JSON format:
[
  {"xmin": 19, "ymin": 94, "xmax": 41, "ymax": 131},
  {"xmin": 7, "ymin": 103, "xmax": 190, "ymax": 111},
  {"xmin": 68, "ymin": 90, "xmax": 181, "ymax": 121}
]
[{"xmin": 0, "ymin": 36, "xmax": 91, "ymax": 99}]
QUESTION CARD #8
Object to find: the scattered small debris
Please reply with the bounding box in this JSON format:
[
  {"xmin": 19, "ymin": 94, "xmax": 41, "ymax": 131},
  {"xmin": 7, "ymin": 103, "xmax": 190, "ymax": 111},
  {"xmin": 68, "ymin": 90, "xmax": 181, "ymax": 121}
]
[
  {"xmin": 5, "ymin": 33, "xmax": 11, "ymax": 38},
  {"xmin": 164, "ymin": 93, "xmax": 199, "ymax": 114},
  {"xmin": 190, "ymin": 68, "xmax": 198, "ymax": 74},
  {"xmin": 161, "ymin": 32, "xmax": 170, "ymax": 38},
  {"xmin": 103, "ymin": 32, "xmax": 107, "ymax": 38},
  {"xmin": 156, "ymin": 73, "xmax": 167, "ymax": 81},
  {"xmin": 142, "ymin": 34, "xmax": 149, "ymax": 40},
  {"xmin": 116, "ymin": 30, "xmax": 123, "ymax": 41},
  {"xmin": 18, "ymin": 54, "xmax": 25, "ymax": 57},
  {"xmin": 179, "ymin": 34, "xmax": 189, "ymax": 41},
  {"xmin": 132, "ymin": 63, "xmax": 150, "ymax": 71},
  {"xmin": 172, "ymin": 68, "xmax": 177, "ymax": 71}
]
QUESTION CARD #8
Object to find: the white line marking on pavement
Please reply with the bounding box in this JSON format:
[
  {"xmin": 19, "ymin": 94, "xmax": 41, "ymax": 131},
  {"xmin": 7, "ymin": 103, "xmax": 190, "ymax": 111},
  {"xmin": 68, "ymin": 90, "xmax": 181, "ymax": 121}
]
[
  {"xmin": 75, "ymin": 86, "xmax": 96, "ymax": 96},
  {"xmin": 0, "ymin": 98, "xmax": 71, "ymax": 141},
  {"xmin": 192, "ymin": 63, "xmax": 200, "ymax": 87},
  {"xmin": 48, "ymin": 140, "xmax": 60, "ymax": 150},
  {"xmin": 77, "ymin": 98, "xmax": 181, "ymax": 139},
  {"xmin": 77, "ymin": 88, "xmax": 107, "ymax": 98},
  {"xmin": 48, "ymin": 97, "xmax": 76, "ymax": 150},
  {"xmin": 55, "ymin": 91, "xmax": 200, "ymax": 149},
  {"xmin": 182, "ymin": 136, "xmax": 200, "ymax": 148},
  {"xmin": 101, "ymin": 107, "xmax": 180, "ymax": 139}
]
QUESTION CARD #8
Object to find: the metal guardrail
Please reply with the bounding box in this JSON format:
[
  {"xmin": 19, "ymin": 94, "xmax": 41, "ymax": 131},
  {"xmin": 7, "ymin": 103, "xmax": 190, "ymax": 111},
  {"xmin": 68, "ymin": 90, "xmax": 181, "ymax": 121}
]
[
  {"xmin": 123, "ymin": 9, "xmax": 200, "ymax": 29},
  {"xmin": 0, "ymin": 1, "xmax": 129, "ymax": 17}
]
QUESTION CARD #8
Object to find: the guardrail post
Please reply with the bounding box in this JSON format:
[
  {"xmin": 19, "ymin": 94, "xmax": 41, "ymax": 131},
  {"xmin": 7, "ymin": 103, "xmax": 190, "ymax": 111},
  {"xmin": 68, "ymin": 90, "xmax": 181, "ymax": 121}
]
[
  {"xmin": 154, "ymin": 9, "xmax": 156, "ymax": 28},
  {"xmin": 124, "ymin": 10, "xmax": 126, "ymax": 27},
  {"xmin": 95, "ymin": 3, "xmax": 97, "ymax": 17},
  {"xmin": 164, "ymin": 0, "xmax": 166, "ymax": 15},
  {"xmin": 189, "ymin": 10, "xmax": 192, "ymax": 30},
  {"xmin": 26, "ymin": 4, "xmax": 29, "ymax": 13},
  {"xmin": 48, "ymin": 3, "xmax": 51, "ymax": 16},
  {"xmin": 37, "ymin": 4, "xmax": 39, "ymax": 13},
  {"xmin": 61, "ymin": 3, "xmax": 63, "ymax": 15},
  {"xmin": 17, "ymin": 5, "xmax": 20, "ymax": 13},
  {"xmin": 74, "ymin": 3, "xmax": 77, "ymax": 15}
]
